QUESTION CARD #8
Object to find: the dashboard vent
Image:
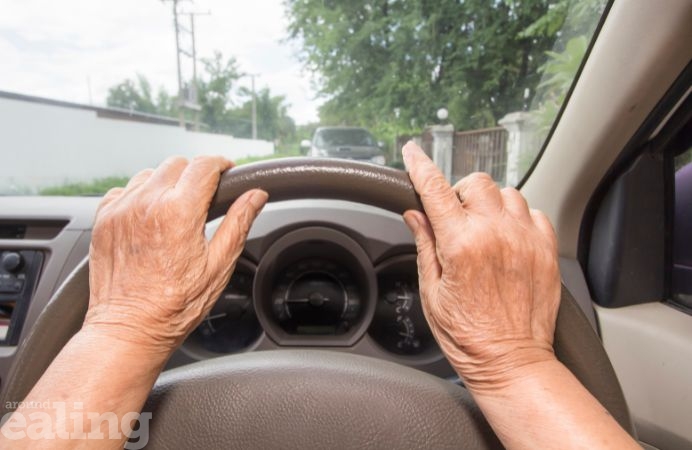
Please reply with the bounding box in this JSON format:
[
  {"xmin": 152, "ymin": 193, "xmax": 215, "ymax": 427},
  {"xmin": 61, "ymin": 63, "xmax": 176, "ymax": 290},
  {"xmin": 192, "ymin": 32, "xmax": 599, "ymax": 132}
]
[
  {"xmin": 0, "ymin": 224, "xmax": 26, "ymax": 239},
  {"xmin": 0, "ymin": 220, "xmax": 68, "ymax": 240}
]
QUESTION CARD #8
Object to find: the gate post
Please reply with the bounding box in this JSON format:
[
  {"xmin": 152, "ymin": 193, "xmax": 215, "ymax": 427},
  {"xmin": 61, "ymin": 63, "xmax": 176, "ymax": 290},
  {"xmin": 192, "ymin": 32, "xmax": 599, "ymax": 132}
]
[
  {"xmin": 499, "ymin": 111, "xmax": 534, "ymax": 186},
  {"xmin": 430, "ymin": 124, "xmax": 454, "ymax": 181}
]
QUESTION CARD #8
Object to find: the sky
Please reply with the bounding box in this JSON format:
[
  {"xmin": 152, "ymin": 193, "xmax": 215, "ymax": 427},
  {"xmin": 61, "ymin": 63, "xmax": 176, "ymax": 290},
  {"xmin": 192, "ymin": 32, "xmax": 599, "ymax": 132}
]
[{"xmin": 0, "ymin": 0, "xmax": 322, "ymax": 124}]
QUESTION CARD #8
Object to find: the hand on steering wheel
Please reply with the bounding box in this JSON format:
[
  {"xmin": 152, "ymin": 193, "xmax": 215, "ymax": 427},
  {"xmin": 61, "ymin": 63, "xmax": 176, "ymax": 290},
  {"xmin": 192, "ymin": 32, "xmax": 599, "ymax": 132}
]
[
  {"xmin": 85, "ymin": 156, "xmax": 268, "ymax": 355},
  {"xmin": 401, "ymin": 142, "xmax": 561, "ymax": 394}
]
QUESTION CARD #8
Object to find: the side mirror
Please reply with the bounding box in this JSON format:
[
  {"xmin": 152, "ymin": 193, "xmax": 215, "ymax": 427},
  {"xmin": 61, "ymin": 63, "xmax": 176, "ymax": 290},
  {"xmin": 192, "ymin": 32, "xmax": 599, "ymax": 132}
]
[
  {"xmin": 300, "ymin": 140, "xmax": 312, "ymax": 149},
  {"xmin": 377, "ymin": 141, "xmax": 385, "ymax": 149}
]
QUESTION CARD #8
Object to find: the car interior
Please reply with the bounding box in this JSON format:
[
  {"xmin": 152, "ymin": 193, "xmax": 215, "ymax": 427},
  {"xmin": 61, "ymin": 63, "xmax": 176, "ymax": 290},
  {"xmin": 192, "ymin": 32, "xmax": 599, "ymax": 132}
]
[{"xmin": 0, "ymin": 0, "xmax": 691, "ymax": 448}]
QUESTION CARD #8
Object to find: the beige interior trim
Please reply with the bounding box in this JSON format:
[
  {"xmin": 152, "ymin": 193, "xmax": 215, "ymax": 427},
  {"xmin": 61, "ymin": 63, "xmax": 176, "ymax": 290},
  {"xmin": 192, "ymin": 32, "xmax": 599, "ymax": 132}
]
[
  {"xmin": 597, "ymin": 302, "xmax": 692, "ymax": 449},
  {"xmin": 521, "ymin": 0, "xmax": 692, "ymax": 258}
]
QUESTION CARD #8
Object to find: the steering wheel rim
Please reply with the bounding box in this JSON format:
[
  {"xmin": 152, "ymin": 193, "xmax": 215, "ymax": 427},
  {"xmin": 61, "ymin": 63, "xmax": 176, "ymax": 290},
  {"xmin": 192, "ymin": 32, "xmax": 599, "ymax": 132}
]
[{"xmin": 0, "ymin": 158, "xmax": 635, "ymax": 448}]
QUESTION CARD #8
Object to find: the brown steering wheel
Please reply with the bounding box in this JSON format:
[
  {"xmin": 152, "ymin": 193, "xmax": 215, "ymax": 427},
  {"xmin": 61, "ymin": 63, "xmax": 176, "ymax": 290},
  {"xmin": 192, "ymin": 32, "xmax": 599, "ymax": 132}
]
[{"xmin": 0, "ymin": 158, "xmax": 634, "ymax": 448}]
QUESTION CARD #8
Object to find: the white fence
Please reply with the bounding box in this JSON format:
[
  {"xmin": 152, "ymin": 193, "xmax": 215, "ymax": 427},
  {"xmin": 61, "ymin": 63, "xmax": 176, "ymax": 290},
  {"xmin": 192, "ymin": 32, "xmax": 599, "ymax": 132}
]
[{"xmin": 0, "ymin": 95, "xmax": 274, "ymax": 194}]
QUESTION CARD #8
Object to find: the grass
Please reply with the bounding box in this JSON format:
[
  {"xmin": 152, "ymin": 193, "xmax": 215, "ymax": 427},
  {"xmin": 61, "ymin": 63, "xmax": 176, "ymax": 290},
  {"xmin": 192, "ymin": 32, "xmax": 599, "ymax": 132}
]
[
  {"xmin": 37, "ymin": 150, "xmax": 303, "ymax": 196},
  {"xmin": 39, "ymin": 176, "xmax": 130, "ymax": 196}
]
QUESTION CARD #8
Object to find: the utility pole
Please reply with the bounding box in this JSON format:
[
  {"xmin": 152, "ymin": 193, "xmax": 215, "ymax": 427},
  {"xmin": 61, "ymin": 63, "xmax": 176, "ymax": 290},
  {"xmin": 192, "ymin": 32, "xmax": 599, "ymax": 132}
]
[
  {"xmin": 239, "ymin": 73, "xmax": 260, "ymax": 139},
  {"xmin": 181, "ymin": 10, "xmax": 210, "ymax": 131},
  {"xmin": 162, "ymin": 0, "xmax": 203, "ymax": 129},
  {"xmin": 250, "ymin": 74, "xmax": 258, "ymax": 140},
  {"xmin": 161, "ymin": 0, "xmax": 185, "ymax": 127}
]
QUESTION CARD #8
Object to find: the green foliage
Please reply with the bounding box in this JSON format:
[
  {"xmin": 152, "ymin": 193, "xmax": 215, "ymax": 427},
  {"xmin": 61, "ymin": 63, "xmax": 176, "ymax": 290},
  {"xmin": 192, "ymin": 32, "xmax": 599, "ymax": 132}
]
[
  {"xmin": 234, "ymin": 147, "xmax": 302, "ymax": 166},
  {"xmin": 39, "ymin": 177, "xmax": 130, "ymax": 196},
  {"xmin": 227, "ymin": 87, "xmax": 297, "ymax": 144},
  {"xmin": 106, "ymin": 74, "xmax": 165, "ymax": 115},
  {"xmin": 196, "ymin": 52, "xmax": 243, "ymax": 134},
  {"xmin": 285, "ymin": 0, "xmax": 563, "ymax": 134},
  {"xmin": 525, "ymin": 0, "xmax": 605, "ymax": 134},
  {"xmin": 530, "ymin": 35, "xmax": 588, "ymax": 132},
  {"xmin": 105, "ymin": 53, "xmax": 296, "ymax": 147},
  {"xmin": 37, "ymin": 147, "xmax": 306, "ymax": 195}
]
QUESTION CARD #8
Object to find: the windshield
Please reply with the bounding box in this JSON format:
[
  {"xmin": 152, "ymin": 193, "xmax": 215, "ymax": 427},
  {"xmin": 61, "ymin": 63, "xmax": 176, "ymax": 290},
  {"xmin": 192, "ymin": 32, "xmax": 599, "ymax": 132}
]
[
  {"xmin": 0, "ymin": 0, "xmax": 607, "ymax": 195},
  {"xmin": 315, "ymin": 129, "xmax": 376, "ymax": 148}
]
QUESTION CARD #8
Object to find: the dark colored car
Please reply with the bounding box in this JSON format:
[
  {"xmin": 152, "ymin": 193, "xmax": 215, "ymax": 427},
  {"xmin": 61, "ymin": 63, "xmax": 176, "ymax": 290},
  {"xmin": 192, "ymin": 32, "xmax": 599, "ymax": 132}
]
[{"xmin": 301, "ymin": 127, "xmax": 386, "ymax": 165}]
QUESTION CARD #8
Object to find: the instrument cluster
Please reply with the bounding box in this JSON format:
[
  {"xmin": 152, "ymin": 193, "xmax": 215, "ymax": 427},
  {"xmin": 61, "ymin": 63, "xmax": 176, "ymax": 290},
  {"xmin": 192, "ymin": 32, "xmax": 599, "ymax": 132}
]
[{"xmin": 182, "ymin": 225, "xmax": 441, "ymax": 363}]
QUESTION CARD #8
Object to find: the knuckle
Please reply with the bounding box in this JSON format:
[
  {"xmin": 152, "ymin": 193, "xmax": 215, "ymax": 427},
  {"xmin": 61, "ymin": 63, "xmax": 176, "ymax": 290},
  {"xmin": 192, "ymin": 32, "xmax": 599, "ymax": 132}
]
[
  {"xmin": 134, "ymin": 168, "xmax": 154, "ymax": 178},
  {"xmin": 468, "ymin": 171, "xmax": 494, "ymax": 185},
  {"xmin": 105, "ymin": 186, "xmax": 121, "ymax": 195},
  {"xmin": 190, "ymin": 155, "xmax": 212, "ymax": 167},
  {"xmin": 419, "ymin": 172, "xmax": 449, "ymax": 196},
  {"xmin": 135, "ymin": 168, "xmax": 155, "ymax": 180},
  {"xmin": 500, "ymin": 186, "xmax": 519, "ymax": 196},
  {"xmin": 93, "ymin": 209, "xmax": 118, "ymax": 233},
  {"xmin": 502, "ymin": 187, "xmax": 529, "ymax": 207},
  {"xmin": 163, "ymin": 155, "xmax": 188, "ymax": 166},
  {"xmin": 530, "ymin": 208, "xmax": 548, "ymax": 221}
]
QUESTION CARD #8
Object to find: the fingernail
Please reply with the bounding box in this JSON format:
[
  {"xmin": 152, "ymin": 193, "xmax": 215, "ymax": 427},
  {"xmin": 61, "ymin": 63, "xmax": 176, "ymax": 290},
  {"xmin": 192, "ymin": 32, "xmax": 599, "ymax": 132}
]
[
  {"xmin": 402, "ymin": 141, "xmax": 420, "ymax": 170},
  {"xmin": 403, "ymin": 211, "xmax": 420, "ymax": 233},
  {"xmin": 248, "ymin": 190, "xmax": 269, "ymax": 209}
]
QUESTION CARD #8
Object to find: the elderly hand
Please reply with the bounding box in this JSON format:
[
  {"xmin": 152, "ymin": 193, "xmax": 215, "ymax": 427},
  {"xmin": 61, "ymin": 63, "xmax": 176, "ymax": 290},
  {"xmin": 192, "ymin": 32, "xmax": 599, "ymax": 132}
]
[
  {"xmin": 84, "ymin": 156, "xmax": 268, "ymax": 356},
  {"xmin": 401, "ymin": 142, "xmax": 560, "ymax": 394}
]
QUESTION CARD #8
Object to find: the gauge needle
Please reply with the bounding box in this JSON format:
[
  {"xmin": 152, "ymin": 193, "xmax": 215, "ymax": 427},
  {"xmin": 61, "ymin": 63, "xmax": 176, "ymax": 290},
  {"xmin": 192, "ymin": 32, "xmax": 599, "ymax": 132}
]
[
  {"xmin": 286, "ymin": 294, "xmax": 332, "ymax": 309},
  {"xmin": 286, "ymin": 297, "xmax": 331, "ymax": 303}
]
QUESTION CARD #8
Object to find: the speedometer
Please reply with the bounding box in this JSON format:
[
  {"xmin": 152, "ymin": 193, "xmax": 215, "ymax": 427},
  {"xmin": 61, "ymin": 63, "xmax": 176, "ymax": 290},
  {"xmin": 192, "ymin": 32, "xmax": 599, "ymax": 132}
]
[
  {"xmin": 187, "ymin": 268, "xmax": 262, "ymax": 354},
  {"xmin": 253, "ymin": 226, "xmax": 376, "ymax": 346},
  {"xmin": 272, "ymin": 258, "xmax": 361, "ymax": 335}
]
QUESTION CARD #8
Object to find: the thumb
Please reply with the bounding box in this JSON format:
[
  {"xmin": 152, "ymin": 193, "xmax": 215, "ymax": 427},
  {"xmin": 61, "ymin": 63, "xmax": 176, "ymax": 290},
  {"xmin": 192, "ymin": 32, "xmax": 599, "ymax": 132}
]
[
  {"xmin": 209, "ymin": 189, "xmax": 268, "ymax": 274},
  {"xmin": 403, "ymin": 210, "xmax": 441, "ymax": 297}
]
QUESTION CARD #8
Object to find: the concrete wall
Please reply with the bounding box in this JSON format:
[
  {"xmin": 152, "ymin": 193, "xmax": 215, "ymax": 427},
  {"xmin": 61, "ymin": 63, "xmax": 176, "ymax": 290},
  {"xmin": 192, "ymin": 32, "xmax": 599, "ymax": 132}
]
[{"xmin": 0, "ymin": 96, "xmax": 274, "ymax": 194}]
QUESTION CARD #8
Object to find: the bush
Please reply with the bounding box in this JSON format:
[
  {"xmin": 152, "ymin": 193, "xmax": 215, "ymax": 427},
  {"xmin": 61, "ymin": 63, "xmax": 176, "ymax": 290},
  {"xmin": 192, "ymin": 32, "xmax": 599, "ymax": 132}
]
[{"xmin": 39, "ymin": 177, "xmax": 130, "ymax": 196}]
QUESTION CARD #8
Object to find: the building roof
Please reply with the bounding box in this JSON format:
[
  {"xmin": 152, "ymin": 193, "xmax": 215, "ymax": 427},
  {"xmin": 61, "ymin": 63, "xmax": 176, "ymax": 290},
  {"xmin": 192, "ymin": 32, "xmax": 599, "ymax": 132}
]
[{"xmin": 0, "ymin": 90, "xmax": 197, "ymax": 128}]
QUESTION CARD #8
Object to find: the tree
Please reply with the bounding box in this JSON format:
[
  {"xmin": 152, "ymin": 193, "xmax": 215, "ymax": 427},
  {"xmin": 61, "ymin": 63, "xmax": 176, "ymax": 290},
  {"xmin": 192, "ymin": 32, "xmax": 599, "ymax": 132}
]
[
  {"xmin": 104, "ymin": 52, "xmax": 297, "ymax": 143},
  {"xmin": 524, "ymin": 0, "xmax": 605, "ymax": 133},
  {"xmin": 106, "ymin": 74, "xmax": 162, "ymax": 114},
  {"xmin": 285, "ymin": 0, "xmax": 564, "ymax": 136},
  {"xmin": 230, "ymin": 87, "xmax": 296, "ymax": 144},
  {"xmin": 196, "ymin": 51, "xmax": 243, "ymax": 134}
]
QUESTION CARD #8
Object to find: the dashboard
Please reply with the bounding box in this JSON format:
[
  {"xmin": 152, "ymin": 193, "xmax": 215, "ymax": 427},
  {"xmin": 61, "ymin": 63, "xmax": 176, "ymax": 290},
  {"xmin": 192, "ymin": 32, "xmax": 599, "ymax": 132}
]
[
  {"xmin": 0, "ymin": 197, "xmax": 456, "ymax": 381},
  {"xmin": 170, "ymin": 199, "xmax": 453, "ymax": 377}
]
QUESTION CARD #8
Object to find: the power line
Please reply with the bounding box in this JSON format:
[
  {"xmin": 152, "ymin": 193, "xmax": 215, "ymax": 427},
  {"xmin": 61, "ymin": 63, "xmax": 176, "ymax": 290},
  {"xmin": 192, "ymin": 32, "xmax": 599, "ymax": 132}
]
[
  {"xmin": 180, "ymin": 10, "xmax": 210, "ymax": 131},
  {"xmin": 160, "ymin": 0, "xmax": 205, "ymax": 128}
]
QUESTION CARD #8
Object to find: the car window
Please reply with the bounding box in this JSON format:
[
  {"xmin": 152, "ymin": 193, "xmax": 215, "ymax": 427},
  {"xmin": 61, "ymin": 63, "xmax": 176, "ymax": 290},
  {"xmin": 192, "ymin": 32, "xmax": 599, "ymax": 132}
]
[
  {"xmin": 0, "ymin": 0, "xmax": 607, "ymax": 195},
  {"xmin": 673, "ymin": 146, "xmax": 692, "ymax": 308}
]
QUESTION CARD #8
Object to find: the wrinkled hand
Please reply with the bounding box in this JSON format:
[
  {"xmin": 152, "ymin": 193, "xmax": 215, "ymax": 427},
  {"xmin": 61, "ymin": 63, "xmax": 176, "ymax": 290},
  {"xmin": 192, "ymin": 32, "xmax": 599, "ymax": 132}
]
[
  {"xmin": 84, "ymin": 156, "xmax": 268, "ymax": 356},
  {"xmin": 401, "ymin": 142, "xmax": 560, "ymax": 394}
]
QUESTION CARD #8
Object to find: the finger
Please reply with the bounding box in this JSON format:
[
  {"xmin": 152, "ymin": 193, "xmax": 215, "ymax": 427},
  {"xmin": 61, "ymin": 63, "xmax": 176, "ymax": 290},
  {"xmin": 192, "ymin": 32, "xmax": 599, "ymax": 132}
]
[
  {"xmin": 530, "ymin": 209, "xmax": 558, "ymax": 249},
  {"xmin": 96, "ymin": 187, "xmax": 125, "ymax": 215},
  {"xmin": 208, "ymin": 189, "xmax": 269, "ymax": 275},
  {"xmin": 403, "ymin": 210, "xmax": 441, "ymax": 298},
  {"xmin": 175, "ymin": 155, "xmax": 233, "ymax": 201},
  {"xmin": 452, "ymin": 172, "xmax": 503, "ymax": 214},
  {"xmin": 143, "ymin": 156, "xmax": 189, "ymax": 190},
  {"xmin": 124, "ymin": 168, "xmax": 154, "ymax": 192},
  {"xmin": 500, "ymin": 187, "xmax": 532, "ymax": 222},
  {"xmin": 402, "ymin": 141, "xmax": 462, "ymax": 233}
]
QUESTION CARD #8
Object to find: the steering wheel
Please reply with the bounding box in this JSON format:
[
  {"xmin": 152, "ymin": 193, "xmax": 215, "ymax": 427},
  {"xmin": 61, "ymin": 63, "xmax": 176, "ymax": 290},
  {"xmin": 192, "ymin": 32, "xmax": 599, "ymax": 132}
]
[{"xmin": 0, "ymin": 158, "xmax": 634, "ymax": 448}]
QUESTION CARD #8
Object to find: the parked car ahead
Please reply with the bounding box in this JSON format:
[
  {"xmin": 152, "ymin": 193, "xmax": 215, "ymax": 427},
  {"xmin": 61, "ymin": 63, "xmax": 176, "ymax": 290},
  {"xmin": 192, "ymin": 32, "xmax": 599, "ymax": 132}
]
[{"xmin": 301, "ymin": 126, "xmax": 386, "ymax": 165}]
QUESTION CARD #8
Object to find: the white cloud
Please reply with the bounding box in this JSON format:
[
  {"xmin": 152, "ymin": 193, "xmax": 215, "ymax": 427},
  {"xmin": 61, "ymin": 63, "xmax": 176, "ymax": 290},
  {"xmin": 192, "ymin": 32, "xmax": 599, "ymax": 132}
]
[{"xmin": 0, "ymin": 0, "xmax": 321, "ymax": 124}]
